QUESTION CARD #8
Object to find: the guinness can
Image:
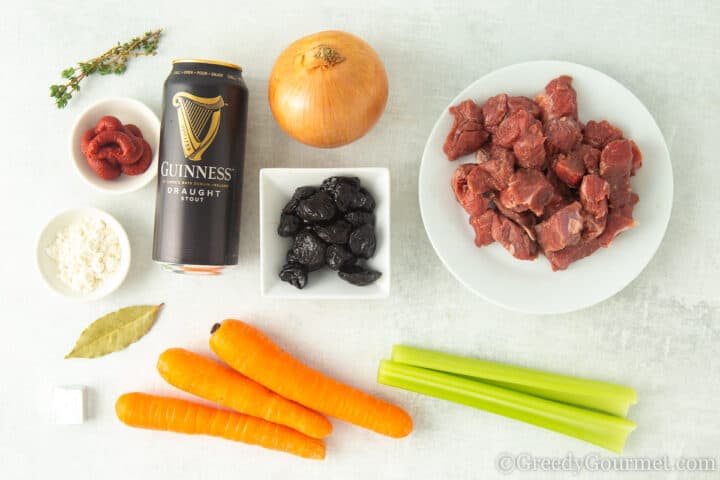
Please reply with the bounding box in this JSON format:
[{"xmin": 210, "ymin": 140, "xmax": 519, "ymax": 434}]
[{"xmin": 152, "ymin": 59, "xmax": 248, "ymax": 274}]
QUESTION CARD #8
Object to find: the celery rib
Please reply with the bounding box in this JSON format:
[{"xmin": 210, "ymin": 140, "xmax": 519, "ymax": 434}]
[
  {"xmin": 378, "ymin": 360, "xmax": 636, "ymax": 454},
  {"xmin": 391, "ymin": 345, "xmax": 637, "ymax": 418}
]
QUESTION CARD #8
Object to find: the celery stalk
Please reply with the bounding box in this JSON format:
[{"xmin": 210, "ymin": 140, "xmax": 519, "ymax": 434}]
[
  {"xmin": 391, "ymin": 345, "xmax": 637, "ymax": 418},
  {"xmin": 378, "ymin": 360, "xmax": 636, "ymax": 453}
]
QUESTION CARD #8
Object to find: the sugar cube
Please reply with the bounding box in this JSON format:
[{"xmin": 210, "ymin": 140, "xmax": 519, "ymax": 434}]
[{"xmin": 54, "ymin": 385, "xmax": 86, "ymax": 425}]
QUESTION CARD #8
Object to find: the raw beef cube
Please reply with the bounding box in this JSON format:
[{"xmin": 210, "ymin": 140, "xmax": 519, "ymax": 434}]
[
  {"xmin": 494, "ymin": 200, "xmax": 537, "ymax": 240},
  {"xmin": 572, "ymin": 143, "xmax": 602, "ymax": 174},
  {"xmin": 482, "ymin": 95, "xmax": 541, "ymax": 135},
  {"xmin": 498, "ymin": 168, "xmax": 554, "ymax": 217},
  {"xmin": 598, "ymin": 208, "xmax": 637, "ymax": 247},
  {"xmin": 451, "ymin": 164, "xmax": 476, "ymax": 200},
  {"xmin": 535, "ymin": 75, "xmax": 578, "ymax": 122},
  {"xmin": 600, "ymin": 139, "xmax": 633, "ymax": 177},
  {"xmin": 493, "ymin": 109, "xmax": 536, "ymax": 148},
  {"xmin": 600, "ymin": 139, "xmax": 634, "ymax": 208},
  {"xmin": 451, "ymin": 163, "xmax": 491, "ymax": 216},
  {"xmin": 513, "ymin": 121, "xmax": 547, "ymax": 169},
  {"xmin": 579, "ymin": 174, "xmax": 610, "ymax": 218},
  {"xmin": 494, "ymin": 109, "xmax": 547, "ymax": 169},
  {"xmin": 467, "ymin": 166, "xmax": 494, "ymax": 195},
  {"xmin": 476, "ymin": 145, "xmax": 516, "ymax": 191},
  {"xmin": 481, "ymin": 94, "xmax": 508, "ymax": 132},
  {"xmin": 443, "ymin": 99, "xmax": 489, "ymax": 160},
  {"xmin": 534, "ymin": 202, "xmax": 583, "ymax": 253},
  {"xmin": 545, "ymin": 116, "xmax": 582, "ymax": 154},
  {"xmin": 589, "ymin": 193, "xmax": 637, "ymax": 247},
  {"xmin": 491, "ymin": 213, "xmax": 538, "ymax": 260},
  {"xmin": 494, "ymin": 109, "xmax": 546, "ymax": 169},
  {"xmin": 470, "ymin": 210, "xmax": 497, "ymax": 247},
  {"xmin": 553, "ymin": 151, "xmax": 586, "ymax": 187},
  {"xmin": 545, "ymin": 238, "xmax": 601, "ymax": 271},
  {"xmin": 583, "ymin": 120, "xmax": 623, "ymax": 149},
  {"xmin": 507, "ymin": 96, "xmax": 541, "ymax": 117}
]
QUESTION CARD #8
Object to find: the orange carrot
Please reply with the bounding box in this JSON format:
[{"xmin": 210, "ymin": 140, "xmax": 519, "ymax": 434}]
[
  {"xmin": 115, "ymin": 392, "xmax": 325, "ymax": 460},
  {"xmin": 157, "ymin": 348, "xmax": 332, "ymax": 439},
  {"xmin": 209, "ymin": 320, "xmax": 413, "ymax": 438}
]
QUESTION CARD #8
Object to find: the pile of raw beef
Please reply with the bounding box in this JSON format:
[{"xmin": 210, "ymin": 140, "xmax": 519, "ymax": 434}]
[{"xmin": 444, "ymin": 76, "xmax": 642, "ymax": 271}]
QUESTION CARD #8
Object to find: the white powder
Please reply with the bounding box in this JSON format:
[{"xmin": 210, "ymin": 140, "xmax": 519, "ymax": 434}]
[{"xmin": 45, "ymin": 217, "xmax": 121, "ymax": 293}]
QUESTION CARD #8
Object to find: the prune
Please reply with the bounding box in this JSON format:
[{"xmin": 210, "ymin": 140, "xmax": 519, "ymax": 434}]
[
  {"xmin": 277, "ymin": 213, "xmax": 301, "ymax": 237},
  {"xmin": 314, "ymin": 220, "xmax": 352, "ymax": 244},
  {"xmin": 348, "ymin": 224, "xmax": 376, "ymax": 258},
  {"xmin": 282, "ymin": 186, "xmax": 318, "ymax": 214},
  {"xmin": 332, "ymin": 182, "xmax": 360, "ymax": 212},
  {"xmin": 325, "ymin": 244, "xmax": 356, "ymax": 271},
  {"xmin": 344, "ymin": 211, "xmax": 375, "ymax": 227},
  {"xmin": 291, "ymin": 231, "xmax": 327, "ymax": 270},
  {"xmin": 338, "ymin": 265, "xmax": 382, "ymax": 286},
  {"xmin": 296, "ymin": 191, "xmax": 337, "ymax": 223},
  {"xmin": 321, "ymin": 177, "xmax": 364, "ymax": 212},
  {"xmin": 321, "ymin": 176, "xmax": 360, "ymax": 192},
  {"xmin": 351, "ymin": 187, "xmax": 376, "ymax": 212},
  {"xmin": 279, "ymin": 263, "xmax": 307, "ymax": 289}
]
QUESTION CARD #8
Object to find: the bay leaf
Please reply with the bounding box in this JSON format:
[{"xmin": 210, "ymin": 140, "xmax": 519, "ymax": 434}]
[{"xmin": 65, "ymin": 304, "xmax": 164, "ymax": 359}]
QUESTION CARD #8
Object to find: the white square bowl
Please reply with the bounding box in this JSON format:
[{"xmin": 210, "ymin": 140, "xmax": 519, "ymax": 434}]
[{"xmin": 260, "ymin": 168, "xmax": 390, "ymax": 299}]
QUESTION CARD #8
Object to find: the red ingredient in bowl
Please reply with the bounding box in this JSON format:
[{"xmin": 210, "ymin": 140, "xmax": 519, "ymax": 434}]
[{"xmin": 80, "ymin": 115, "xmax": 151, "ymax": 180}]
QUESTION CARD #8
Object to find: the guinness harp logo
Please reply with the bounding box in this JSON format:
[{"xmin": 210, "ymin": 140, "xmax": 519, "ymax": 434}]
[{"xmin": 172, "ymin": 92, "xmax": 226, "ymax": 161}]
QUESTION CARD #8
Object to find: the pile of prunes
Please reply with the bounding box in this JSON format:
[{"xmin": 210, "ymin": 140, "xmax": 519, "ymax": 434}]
[{"xmin": 278, "ymin": 176, "xmax": 382, "ymax": 289}]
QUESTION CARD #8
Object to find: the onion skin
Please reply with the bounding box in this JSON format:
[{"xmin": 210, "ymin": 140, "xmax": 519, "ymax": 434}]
[{"xmin": 268, "ymin": 30, "xmax": 388, "ymax": 148}]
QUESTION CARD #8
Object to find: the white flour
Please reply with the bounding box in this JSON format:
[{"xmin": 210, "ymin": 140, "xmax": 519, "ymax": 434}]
[{"xmin": 46, "ymin": 217, "xmax": 121, "ymax": 293}]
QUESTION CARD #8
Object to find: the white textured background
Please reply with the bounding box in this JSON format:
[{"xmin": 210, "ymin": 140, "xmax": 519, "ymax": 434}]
[{"xmin": 1, "ymin": 1, "xmax": 718, "ymax": 479}]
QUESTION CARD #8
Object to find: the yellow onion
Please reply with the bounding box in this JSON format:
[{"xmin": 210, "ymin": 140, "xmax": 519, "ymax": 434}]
[{"xmin": 268, "ymin": 30, "xmax": 388, "ymax": 148}]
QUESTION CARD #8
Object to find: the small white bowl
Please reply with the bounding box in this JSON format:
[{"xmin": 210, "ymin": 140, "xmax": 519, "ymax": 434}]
[
  {"xmin": 36, "ymin": 207, "xmax": 131, "ymax": 301},
  {"xmin": 260, "ymin": 168, "xmax": 391, "ymax": 299},
  {"xmin": 70, "ymin": 97, "xmax": 160, "ymax": 194}
]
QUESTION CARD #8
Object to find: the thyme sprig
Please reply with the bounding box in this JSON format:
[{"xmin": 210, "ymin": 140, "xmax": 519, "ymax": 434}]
[{"xmin": 50, "ymin": 29, "xmax": 163, "ymax": 108}]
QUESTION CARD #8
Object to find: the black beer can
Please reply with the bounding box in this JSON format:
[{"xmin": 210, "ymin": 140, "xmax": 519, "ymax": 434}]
[{"xmin": 152, "ymin": 59, "xmax": 248, "ymax": 274}]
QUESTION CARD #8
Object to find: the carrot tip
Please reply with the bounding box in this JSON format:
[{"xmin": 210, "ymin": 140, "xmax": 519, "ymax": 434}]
[{"xmin": 210, "ymin": 322, "xmax": 222, "ymax": 334}]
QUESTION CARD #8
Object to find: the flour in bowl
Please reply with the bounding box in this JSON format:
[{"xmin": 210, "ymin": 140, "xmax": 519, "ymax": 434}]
[{"xmin": 45, "ymin": 217, "xmax": 121, "ymax": 293}]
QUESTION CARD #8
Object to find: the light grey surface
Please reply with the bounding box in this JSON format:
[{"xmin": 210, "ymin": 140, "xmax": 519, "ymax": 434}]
[{"xmin": 1, "ymin": 1, "xmax": 718, "ymax": 479}]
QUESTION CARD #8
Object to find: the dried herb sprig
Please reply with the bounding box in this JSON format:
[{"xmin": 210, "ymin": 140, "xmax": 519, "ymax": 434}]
[{"xmin": 50, "ymin": 29, "xmax": 163, "ymax": 108}]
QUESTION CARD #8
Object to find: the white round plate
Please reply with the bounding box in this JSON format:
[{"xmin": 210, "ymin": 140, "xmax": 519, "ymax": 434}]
[
  {"xmin": 70, "ymin": 97, "xmax": 159, "ymax": 194},
  {"xmin": 36, "ymin": 207, "xmax": 131, "ymax": 301},
  {"xmin": 419, "ymin": 60, "xmax": 673, "ymax": 314}
]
